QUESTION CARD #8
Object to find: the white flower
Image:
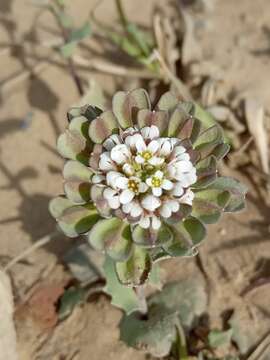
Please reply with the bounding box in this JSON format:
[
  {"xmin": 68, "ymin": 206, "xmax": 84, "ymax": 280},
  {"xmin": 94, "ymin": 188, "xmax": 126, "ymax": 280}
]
[
  {"xmin": 141, "ymin": 194, "xmax": 161, "ymax": 211},
  {"xmin": 139, "ymin": 214, "xmax": 161, "ymax": 230},
  {"xmin": 159, "ymin": 199, "xmax": 180, "ymax": 218},
  {"xmin": 94, "ymin": 125, "xmax": 197, "ymax": 229},
  {"xmin": 146, "ymin": 170, "xmax": 173, "ymax": 197}
]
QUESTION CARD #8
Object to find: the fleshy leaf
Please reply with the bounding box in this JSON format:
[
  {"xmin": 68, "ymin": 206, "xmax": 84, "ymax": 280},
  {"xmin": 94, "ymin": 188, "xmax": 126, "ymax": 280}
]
[
  {"xmin": 90, "ymin": 185, "xmax": 111, "ymax": 217},
  {"xmin": 103, "ymin": 256, "xmax": 142, "ymax": 315},
  {"xmin": 194, "ymin": 103, "xmax": 217, "ymax": 129},
  {"xmin": 112, "ymin": 88, "xmax": 150, "ymax": 128},
  {"xmin": 120, "ymin": 305, "xmax": 179, "ymax": 357},
  {"xmin": 194, "ymin": 124, "xmax": 223, "ymax": 149},
  {"xmin": 192, "ymin": 188, "xmax": 231, "ymax": 224},
  {"xmin": 163, "ymin": 217, "xmax": 206, "ymax": 257},
  {"xmin": 58, "ymin": 204, "xmax": 100, "ymax": 237},
  {"xmin": 49, "ymin": 196, "xmax": 74, "ymax": 219},
  {"xmin": 148, "ymin": 278, "xmax": 207, "ymax": 330},
  {"xmin": 207, "ymin": 176, "xmax": 248, "ymax": 212},
  {"xmin": 63, "ymin": 160, "xmax": 93, "ymax": 181},
  {"xmin": 115, "ymin": 245, "xmax": 152, "ymax": 286},
  {"xmin": 137, "ymin": 109, "xmax": 168, "ymax": 134},
  {"xmin": 57, "ymin": 129, "xmax": 91, "ymax": 165},
  {"xmin": 167, "ymin": 106, "xmax": 190, "ymax": 137},
  {"xmin": 212, "ymin": 142, "xmax": 230, "ymax": 160},
  {"xmin": 193, "ymin": 155, "xmax": 217, "ymax": 188},
  {"xmin": 63, "ymin": 161, "xmax": 93, "ymax": 204},
  {"xmin": 89, "ymin": 110, "xmax": 118, "ymax": 144},
  {"xmin": 88, "ymin": 218, "xmax": 132, "ymax": 262},
  {"xmin": 156, "ymin": 91, "xmax": 179, "ymax": 111},
  {"xmin": 69, "ymin": 116, "xmax": 91, "ymax": 139},
  {"xmin": 132, "ymin": 224, "xmax": 173, "ymax": 248},
  {"xmin": 67, "ymin": 105, "xmax": 102, "ymax": 122}
]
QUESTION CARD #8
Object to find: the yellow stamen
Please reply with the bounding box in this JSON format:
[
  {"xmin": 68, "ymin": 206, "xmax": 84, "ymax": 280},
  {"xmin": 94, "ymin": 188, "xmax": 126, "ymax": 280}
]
[
  {"xmin": 128, "ymin": 179, "xmax": 139, "ymax": 193},
  {"xmin": 141, "ymin": 150, "xmax": 152, "ymax": 161},
  {"xmin": 151, "ymin": 177, "xmax": 162, "ymax": 187}
]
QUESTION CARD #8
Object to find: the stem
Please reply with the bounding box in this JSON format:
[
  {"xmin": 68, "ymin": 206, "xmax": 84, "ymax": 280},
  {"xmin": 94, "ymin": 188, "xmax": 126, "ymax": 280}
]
[
  {"xmin": 135, "ymin": 286, "xmax": 148, "ymax": 315},
  {"xmin": 115, "ymin": 0, "xmax": 128, "ymax": 31},
  {"xmin": 51, "ymin": 2, "xmax": 84, "ymax": 96}
]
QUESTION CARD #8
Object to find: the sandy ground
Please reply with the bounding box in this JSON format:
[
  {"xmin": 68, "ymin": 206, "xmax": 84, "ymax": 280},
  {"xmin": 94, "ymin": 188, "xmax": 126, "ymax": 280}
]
[{"xmin": 0, "ymin": 0, "xmax": 270, "ymax": 359}]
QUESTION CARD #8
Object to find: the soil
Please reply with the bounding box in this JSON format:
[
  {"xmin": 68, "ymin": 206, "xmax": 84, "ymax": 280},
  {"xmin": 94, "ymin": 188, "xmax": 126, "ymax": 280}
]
[{"xmin": 0, "ymin": 0, "xmax": 270, "ymax": 359}]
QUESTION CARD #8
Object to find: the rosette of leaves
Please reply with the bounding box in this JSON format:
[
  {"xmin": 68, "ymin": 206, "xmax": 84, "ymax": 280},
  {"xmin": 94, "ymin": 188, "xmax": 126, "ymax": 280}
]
[{"xmin": 49, "ymin": 89, "xmax": 247, "ymax": 287}]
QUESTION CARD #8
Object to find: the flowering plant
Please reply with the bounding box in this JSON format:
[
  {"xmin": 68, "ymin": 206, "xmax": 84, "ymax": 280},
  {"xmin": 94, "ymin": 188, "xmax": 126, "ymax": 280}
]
[{"xmin": 50, "ymin": 89, "xmax": 246, "ymax": 287}]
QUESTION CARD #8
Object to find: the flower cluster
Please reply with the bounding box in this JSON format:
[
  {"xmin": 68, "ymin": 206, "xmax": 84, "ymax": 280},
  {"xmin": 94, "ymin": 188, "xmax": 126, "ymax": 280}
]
[
  {"xmin": 50, "ymin": 89, "xmax": 247, "ymax": 286},
  {"xmin": 91, "ymin": 124, "xmax": 197, "ymax": 230}
]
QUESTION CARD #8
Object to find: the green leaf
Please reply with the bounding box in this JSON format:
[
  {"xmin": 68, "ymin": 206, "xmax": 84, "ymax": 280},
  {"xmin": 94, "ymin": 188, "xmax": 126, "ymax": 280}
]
[
  {"xmin": 132, "ymin": 224, "xmax": 173, "ymax": 247},
  {"xmin": 63, "ymin": 160, "xmax": 93, "ymax": 204},
  {"xmin": 60, "ymin": 22, "xmax": 91, "ymax": 58},
  {"xmin": 192, "ymin": 188, "xmax": 231, "ymax": 224},
  {"xmin": 148, "ymin": 263, "xmax": 162, "ymax": 290},
  {"xmin": 58, "ymin": 204, "xmax": 100, "ymax": 237},
  {"xmin": 112, "ymin": 88, "xmax": 150, "ymax": 128},
  {"xmin": 126, "ymin": 23, "xmax": 152, "ymax": 56},
  {"xmin": 120, "ymin": 305, "xmax": 179, "ymax": 357},
  {"xmin": 103, "ymin": 256, "xmax": 141, "ymax": 315},
  {"xmin": 193, "ymin": 156, "xmax": 217, "ymax": 188},
  {"xmin": 163, "ymin": 217, "xmax": 206, "ymax": 257},
  {"xmin": 148, "ymin": 279, "xmax": 207, "ymax": 330},
  {"xmin": 60, "ymin": 42, "xmax": 77, "ymax": 58},
  {"xmin": 70, "ymin": 22, "xmax": 91, "ymax": 42},
  {"xmin": 88, "ymin": 218, "xmax": 132, "ymax": 262},
  {"xmin": 88, "ymin": 110, "xmax": 118, "ymax": 143},
  {"xmin": 57, "ymin": 129, "xmax": 91, "ymax": 165},
  {"xmin": 49, "ymin": 196, "xmax": 73, "ymax": 219},
  {"xmin": 194, "ymin": 124, "xmax": 224, "ymax": 149},
  {"xmin": 208, "ymin": 329, "xmax": 233, "ymax": 349},
  {"xmin": 194, "ymin": 103, "xmax": 217, "ymax": 130},
  {"xmin": 58, "ymin": 287, "xmax": 86, "ymax": 320},
  {"xmin": 156, "ymin": 92, "xmax": 179, "ymax": 112},
  {"xmin": 208, "ymin": 177, "xmax": 247, "ymax": 212},
  {"xmin": 116, "ymin": 246, "xmax": 152, "ymax": 286}
]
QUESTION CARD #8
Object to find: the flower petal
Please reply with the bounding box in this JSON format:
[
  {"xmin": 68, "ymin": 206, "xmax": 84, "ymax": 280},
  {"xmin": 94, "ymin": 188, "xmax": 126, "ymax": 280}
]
[
  {"xmin": 103, "ymin": 134, "xmax": 121, "ymax": 151},
  {"xmin": 130, "ymin": 203, "xmax": 143, "ymax": 217},
  {"xmin": 92, "ymin": 174, "xmax": 105, "ymax": 184},
  {"xmin": 162, "ymin": 179, "xmax": 174, "ymax": 190},
  {"xmin": 135, "ymin": 155, "xmax": 145, "ymax": 164},
  {"xmin": 155, "ymin": 170, "xmax": 164, "ymax": 179},
  {"xmin": 148, "ymin": 157, "xmax": 164, "ymax": 166},
  {"xmin": 172, "ymin": 183, "xmax": 184, "ymax": 197},
  {"xmin": 179, "ymin": 189, "xmax": 194, "ymax": 205},
  {"xmin": 160, "ymin": 204, "xmax": 171, "ymax": 218},
  {"xmin": 106, "ymin": 171, "xmax": 122, "ymax": 187},
  {"xmin": 135, "ymin": 137, "xmax": 146, "ymax": 153},
  {"xmin": 99, "ymin": 152, "xmax": 116, "ymax": 171},
  {"xmin": 152, "ymin": 216, "xmax": 161, "ymax": 230},
  {"xmin": 153, "ymin": 187, "xmax": 162, "ymax": 197},
  {"xmin": 103, "ymin": 188, "xmax": 120, "ymax": 209},
  {"xmin": 139, "ymin": 216, "xmax": 150, "ymax": 229},
  {"xmin": 115, "ymin": 176, "xmax": 129, "ymax": 189},
  {"xmin": 122, "ymin": 163, "xmax": 134, "ymax": 176},
  {"xmin": 141, "ymin": 195, "xmax": 161, "ymax": 211},
  {"xmin": 141, "ymin": 125, "xmax": 159, "ymax": 140},
  {"xmin": 119, "ymin": 189, "xmax": 135, "ymax": 204},
  {"xmin": 110, "ymin": 144, "xmax": 130, "ymax": 164},
  {"xmin": 139, "ymin": 182, "xmax": 148, "ymax": 193},
  {"xmin": 147, "ymin": 140, "xmax": 159, "ymax": 153}
]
